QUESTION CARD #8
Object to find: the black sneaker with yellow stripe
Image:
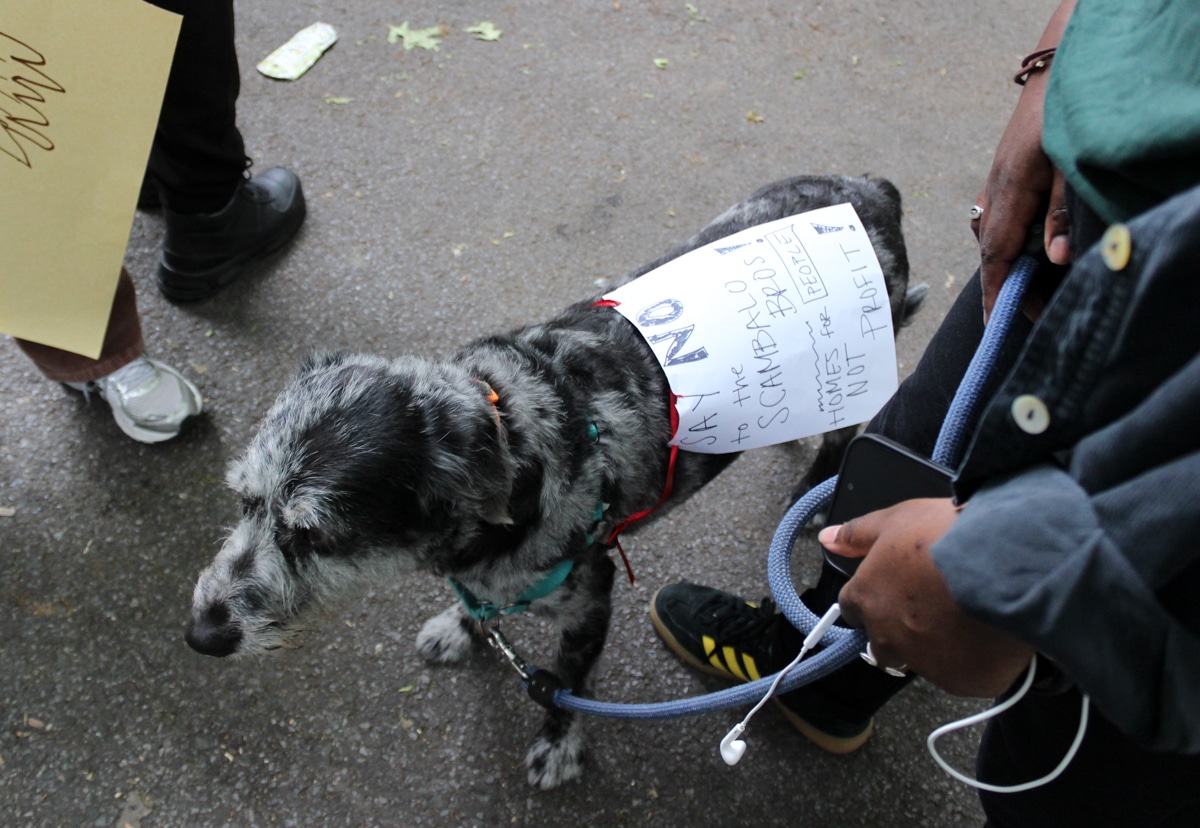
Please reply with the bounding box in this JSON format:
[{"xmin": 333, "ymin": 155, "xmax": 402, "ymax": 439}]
[
  {"xmin": 650, "ymin": 582, "xmax": 876, "ymax": 754},
  {"xmin": 650, "ymin": 583, "xmax": 781, "ymax": 682}
]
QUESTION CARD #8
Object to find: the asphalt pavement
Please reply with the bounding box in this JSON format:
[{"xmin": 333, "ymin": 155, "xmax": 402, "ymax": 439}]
[{"xmin": 1, "ymin": 2, "xmax": 1048, "ymax": 825}]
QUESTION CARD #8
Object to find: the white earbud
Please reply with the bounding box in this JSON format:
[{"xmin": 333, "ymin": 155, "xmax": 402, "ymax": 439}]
[
  {"xmin": 720, "ymin": 723, "xmax": 747, "ymax": 765},
  {"xmin": 714, "ymin": 603, "xmax": 843, "ymax": 768}
]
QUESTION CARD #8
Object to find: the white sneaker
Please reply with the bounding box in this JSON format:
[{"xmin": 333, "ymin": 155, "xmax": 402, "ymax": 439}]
[{"xmin": 66, "ymin": 356, "xmax": 203, "ymax": 443}]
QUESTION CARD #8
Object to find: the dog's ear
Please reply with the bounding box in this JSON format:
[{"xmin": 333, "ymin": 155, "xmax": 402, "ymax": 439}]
[
  {"xmin": 381, "ymin": 363, "xmax": 517, "ymax": 528},
  {"xmin": 297, "ymin": 351, "xmax": 345, "ymax": 376},
  {"xmin": 460, "ymin": 383, "xmax": 515, "ymax": 526}
]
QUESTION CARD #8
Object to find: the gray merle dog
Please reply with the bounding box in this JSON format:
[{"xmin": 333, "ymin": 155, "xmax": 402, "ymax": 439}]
[{"xmin": 185, "ymin": 175, "xmax": 923, "ymax": 789}]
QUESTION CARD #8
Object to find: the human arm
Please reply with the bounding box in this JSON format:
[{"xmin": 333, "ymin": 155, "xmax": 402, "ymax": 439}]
[
  {"xmin": 934, "ymin": 460, "xmax": 1200, "ymax": 753},
  {"xmin": 975, "ymin": 0, "xmax": 1077, "ymax": 321}
]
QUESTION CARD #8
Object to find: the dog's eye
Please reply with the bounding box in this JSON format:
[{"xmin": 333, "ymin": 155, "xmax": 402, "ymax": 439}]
[{"xmin": 296, "ymin": 526, "xmax": 330, "ymax": 552}]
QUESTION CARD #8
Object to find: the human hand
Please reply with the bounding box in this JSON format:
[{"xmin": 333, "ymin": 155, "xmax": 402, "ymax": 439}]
[
  {"xmin": 973, "ymin": 69, "xmax": 1071, "ymax": 323},
  {"xmin": 820, "ymin": 498, "xmax": 1034, "ymax": 698}
]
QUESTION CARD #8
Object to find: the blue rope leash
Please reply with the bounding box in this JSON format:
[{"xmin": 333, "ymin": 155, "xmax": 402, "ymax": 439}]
[
  {"xmin": 550, "ymin": 256, "xmax": 1037, "ymax": 719},
  {"xmin": 766, "ymin": 255, "xmax": 1036, "ymax": 651}
]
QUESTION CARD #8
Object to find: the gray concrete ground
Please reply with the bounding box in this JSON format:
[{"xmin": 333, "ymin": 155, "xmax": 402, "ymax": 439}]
[{"xmin": 1, "ymin": 2, "xmax": 1049, "ymax": 825}]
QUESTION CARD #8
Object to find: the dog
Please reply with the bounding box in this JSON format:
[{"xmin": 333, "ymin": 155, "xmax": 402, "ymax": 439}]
[{"xmin": 184, "ymin": 174, "xmax": 921, "ymax": 789}]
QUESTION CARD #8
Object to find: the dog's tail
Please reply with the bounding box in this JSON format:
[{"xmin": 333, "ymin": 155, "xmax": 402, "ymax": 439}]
[{"xmin": 900, "ymin": 282, "xmax": 930, "ymax": 328}]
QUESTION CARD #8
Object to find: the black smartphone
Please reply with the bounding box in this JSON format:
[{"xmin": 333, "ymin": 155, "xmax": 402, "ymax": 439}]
[{"xmin": 821, "ymin": 433, "xmax": 956, "ymax": 579}]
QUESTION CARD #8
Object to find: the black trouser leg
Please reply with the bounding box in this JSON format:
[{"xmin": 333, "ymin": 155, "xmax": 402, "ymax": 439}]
[
  {"xmin": 145, "ymin": 0, "xmax": 246, "ymax": 213},
  {"xmin": 977, "ymin": 687, "xmax": 1200, "ymax": 828}
]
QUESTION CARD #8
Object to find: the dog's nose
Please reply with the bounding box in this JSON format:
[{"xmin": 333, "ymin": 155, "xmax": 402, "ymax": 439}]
[{"xmin": 185, "ymin": 604, "xmax": 241, "ymax": 657}]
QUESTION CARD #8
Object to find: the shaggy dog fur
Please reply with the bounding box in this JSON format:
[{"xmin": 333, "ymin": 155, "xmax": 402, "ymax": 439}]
[{"xmin": 185, "ymin": 175, "xmax": 920, "ymax": 788}]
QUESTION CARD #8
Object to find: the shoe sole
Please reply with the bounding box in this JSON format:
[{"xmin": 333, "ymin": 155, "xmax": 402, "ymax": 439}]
[
  {"xmin": 649, "ymin": 587, "xmax": 873, "ymax": 754},
  {"xmin": 773, "ymin": 698, "xmax": 874, "ymax": 754},
  {"xmin": 156, "ymin": 205, "xmax": 306, "ymax": 302}
]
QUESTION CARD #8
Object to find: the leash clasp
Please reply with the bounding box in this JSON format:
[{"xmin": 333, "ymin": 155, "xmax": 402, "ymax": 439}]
[
  {"xmin": 485, "ymin": 624, "xmax": 569, "ymax": 709},
  {"xmin": 486, "ymin": 624, "xmax": 532, "ymax": 681}
]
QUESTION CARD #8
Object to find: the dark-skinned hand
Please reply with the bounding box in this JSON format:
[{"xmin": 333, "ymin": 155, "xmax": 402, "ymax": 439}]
[
  {"xmin": 820, "ymin": 498, "xmax": 1034, "ymax": 698},
  {"xmin": 973, "ymin": 0, "xmax": 1078, "ymax": 322}
]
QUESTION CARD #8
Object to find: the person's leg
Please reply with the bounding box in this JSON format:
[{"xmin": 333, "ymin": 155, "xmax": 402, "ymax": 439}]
[
  {"xmin": 143, "ymin": 0, "xmax": 245, "ymax": 213},
  {"xmin": 142, "ymin": 0, "xmax": 307, "ymax": 302},
  {"xmin": 16, "ymin": 269, "xmax": 143, "ymax": 383},
  {"xmin": 14, "ymin": 269, "xmax": 202, "ymax": 443},
  {"xmin": 977, "ymin": 688, "xmax": 1200, "ymax": 827}
]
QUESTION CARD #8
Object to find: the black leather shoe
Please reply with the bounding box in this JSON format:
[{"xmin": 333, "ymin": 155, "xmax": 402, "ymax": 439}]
[{"xmin": 157, "ymin": 167, "xmax": 306, "ymax": 302}]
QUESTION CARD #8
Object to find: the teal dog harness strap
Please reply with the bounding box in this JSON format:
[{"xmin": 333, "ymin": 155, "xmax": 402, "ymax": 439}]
[{"xmin": 448, "ymin": 558, "xmax": 576, "ymax": 625}]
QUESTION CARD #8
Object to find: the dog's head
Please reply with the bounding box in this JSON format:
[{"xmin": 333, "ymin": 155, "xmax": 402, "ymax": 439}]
[{"xmin": 185, "ymin": 353, "xmax": 514, "ymax": 657}]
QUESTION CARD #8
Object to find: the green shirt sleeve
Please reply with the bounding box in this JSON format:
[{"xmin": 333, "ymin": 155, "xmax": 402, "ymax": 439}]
[{"xmin": 1043, "ymin": 0, "xmax": 1200, "ymax": 223}]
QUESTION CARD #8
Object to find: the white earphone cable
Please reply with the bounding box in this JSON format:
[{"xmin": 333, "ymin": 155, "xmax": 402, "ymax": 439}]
[{"xmin": 926, "ymin": 653, "xmax": 1090, "ymax": 793}]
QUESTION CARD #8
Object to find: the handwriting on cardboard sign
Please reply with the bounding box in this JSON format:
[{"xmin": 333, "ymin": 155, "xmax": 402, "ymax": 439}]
[
  {"xmin": 603, "ymin": 203, "xmax": 898, "ymax": 454},
  {"xmin": 0, "ymin": 30, "xmax": 65, "ymax": 168}
]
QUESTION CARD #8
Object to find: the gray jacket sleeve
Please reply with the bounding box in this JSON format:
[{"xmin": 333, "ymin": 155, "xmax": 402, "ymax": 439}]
[{"xmin": 933, "ymin": 457, "xmax": 1200, "ymax": 753}]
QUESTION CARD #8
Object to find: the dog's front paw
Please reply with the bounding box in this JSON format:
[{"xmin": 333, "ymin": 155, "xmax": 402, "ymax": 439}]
[
  {"xmin": 526, "ymin": 722, "xmax": 584, "ymax": 789},
  {"xmin": 416, "ymin": 604, "xmax": 476, "ymax": 663}
]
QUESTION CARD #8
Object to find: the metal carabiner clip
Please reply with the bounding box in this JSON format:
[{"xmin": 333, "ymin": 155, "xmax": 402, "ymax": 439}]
[{"xmin": 486, "ymin": 624, "xmax": 532, "ymax": 681}]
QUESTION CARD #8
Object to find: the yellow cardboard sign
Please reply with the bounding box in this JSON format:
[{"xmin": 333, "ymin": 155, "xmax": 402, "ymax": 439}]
[{"xmin": 0, "ymin": 0, "xmax": 181, "ymax": 358}]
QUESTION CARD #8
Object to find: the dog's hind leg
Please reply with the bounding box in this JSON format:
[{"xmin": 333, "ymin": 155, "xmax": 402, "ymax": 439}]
[{"xmin": 526, "ymin": 551, "xmax": 617, "ymax": 789}]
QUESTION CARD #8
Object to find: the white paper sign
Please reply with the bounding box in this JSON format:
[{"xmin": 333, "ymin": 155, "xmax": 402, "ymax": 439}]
[{"xmin": 604, "ymin": 202, "xmax": 898, "ymax": 454}]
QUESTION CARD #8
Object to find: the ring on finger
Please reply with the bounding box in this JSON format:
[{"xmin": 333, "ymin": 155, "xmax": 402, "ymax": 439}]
[
  {"xmin": 969, "ymin": 204, "xmax": 985, "ymax": 221},
  {"xmin": 861, "ymin": 641, "xmax": 908, "ymax": 676}
]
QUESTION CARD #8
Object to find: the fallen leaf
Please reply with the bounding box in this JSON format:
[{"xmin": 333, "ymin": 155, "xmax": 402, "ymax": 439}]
[
  {"xmin": 116, "ymin": 790, "xmax": 152, "ymax": 828},
  {"xmin": 398, "ymin": 685, "xmax": 416, "ymax": 693},
  {"xmin": 324, "ymin": 96, "xmax": 354, "ymax": 105},
  {"xmin": 653, "ymin": 58, "xmax": 669, "ymax": 69},
  {"xmin": 464, "ymin": 21, "xmax": 502, "ymax": 42},
  {"xmin": 745, "ymin": 110, "xmax": 764, "ymax": 123},
  {"xmin": 388, "ymin": 22, "xmax": 442, "ymax": 51},
  {"xmin": 792, "ymin": 70, "xmax": 808, "ymax": 80}
]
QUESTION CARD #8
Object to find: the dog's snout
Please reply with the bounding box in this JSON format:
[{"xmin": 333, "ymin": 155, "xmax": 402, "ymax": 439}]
[{"xmin": 185, "ymin": 603, "xmax": 241, "ymax": 657}]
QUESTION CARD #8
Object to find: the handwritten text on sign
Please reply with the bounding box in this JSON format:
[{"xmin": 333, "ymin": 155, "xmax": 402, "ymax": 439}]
[
  {"xmin": 604, "ymin": 202, "xmax": 898, "ymax": 454},
  {"xmin": 0, "ymin": 29, "xmax": 65, "ymax": 169}
]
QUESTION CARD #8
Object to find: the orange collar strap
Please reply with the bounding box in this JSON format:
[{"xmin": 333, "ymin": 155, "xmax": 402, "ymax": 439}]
[{"xmin": 472, "ymin": 378, "xmax": 502, "ymax": 428}]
